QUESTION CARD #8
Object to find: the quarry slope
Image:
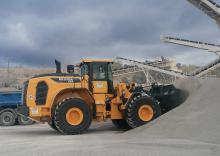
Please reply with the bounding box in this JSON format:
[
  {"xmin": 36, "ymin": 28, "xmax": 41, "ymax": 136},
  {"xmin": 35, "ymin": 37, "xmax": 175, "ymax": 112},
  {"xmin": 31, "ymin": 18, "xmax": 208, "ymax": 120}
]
[{"xmin": 128, "ymin": 78, "xmax": 220, "ymax": 145}]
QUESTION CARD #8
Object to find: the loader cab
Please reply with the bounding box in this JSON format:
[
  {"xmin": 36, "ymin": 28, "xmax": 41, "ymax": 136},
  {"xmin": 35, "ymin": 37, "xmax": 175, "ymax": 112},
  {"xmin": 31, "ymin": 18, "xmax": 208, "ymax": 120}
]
[{"xmin": 80, "ymin": 59, "xmax": 114, "ymax": 95}]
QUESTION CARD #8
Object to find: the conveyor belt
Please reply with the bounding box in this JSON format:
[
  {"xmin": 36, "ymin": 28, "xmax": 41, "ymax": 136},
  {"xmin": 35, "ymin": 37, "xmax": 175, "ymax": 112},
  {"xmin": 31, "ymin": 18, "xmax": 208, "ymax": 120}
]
[
  {"xmin": 161, "ymin": 36, "xmax": 220, "ymax": 53},
  {"xmin": 115, "ymin": 57, "xmax": 188, "ymax": 78},
  {"xmin": 187, "ymin": 0, "xmax": 220, "ymax": 24},
  {"xmin": 191, "ymin": 57, "xmax": 220, "ymax": 76},
  {"xmin": 114, "ymin": 57, "xmax": 220, "ymax": 78}
]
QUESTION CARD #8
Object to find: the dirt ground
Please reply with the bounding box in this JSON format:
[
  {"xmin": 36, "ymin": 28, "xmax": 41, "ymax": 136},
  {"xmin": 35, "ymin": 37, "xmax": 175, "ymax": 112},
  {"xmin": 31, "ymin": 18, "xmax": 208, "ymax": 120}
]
[
  {"xmin": 0, "ymin": 122, "xmax": 218, "ymax": 156},
  {"xmin": 0, "ymin": 78, "xmax": 220, "ymax": 156}
]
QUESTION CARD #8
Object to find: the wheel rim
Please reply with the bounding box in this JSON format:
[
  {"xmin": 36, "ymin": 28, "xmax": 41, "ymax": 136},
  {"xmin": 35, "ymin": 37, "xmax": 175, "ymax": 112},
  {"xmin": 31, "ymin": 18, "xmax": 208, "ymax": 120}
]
[
  {"xmin": 4, "ymin": 116, "xmax": 11, "ymax": 123},
  {"xmin": 66, "ymin": 107, "xmax": 83, "ymax": 126},
  {"xmin": 138, "ymin": 105, "xmax": 154, "ymax": 122}
]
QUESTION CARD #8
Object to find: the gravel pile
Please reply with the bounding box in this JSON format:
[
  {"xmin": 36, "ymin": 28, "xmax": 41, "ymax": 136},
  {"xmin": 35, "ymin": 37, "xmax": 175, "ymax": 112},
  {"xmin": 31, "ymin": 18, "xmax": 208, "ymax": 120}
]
[{"xmin": 126, "ymin": 78, "xmax": 220, "ymax": 155}]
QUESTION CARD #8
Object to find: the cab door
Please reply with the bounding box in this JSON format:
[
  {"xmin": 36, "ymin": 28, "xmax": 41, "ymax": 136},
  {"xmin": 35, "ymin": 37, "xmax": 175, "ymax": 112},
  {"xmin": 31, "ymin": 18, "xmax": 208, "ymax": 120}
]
[
  {"xmin": 92, "ymin": 63, "xmax": 108, "ymax": 95},
  {"xmin": 90, "ymin": 63, "xmax": 109, "ymax": 119}
]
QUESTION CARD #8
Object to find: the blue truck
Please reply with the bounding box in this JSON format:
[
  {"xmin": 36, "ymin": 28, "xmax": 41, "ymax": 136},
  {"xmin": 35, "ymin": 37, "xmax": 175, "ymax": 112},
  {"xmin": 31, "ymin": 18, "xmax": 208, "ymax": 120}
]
[{"xmin": 0, "ymin": 91, "xmax": 33, "ymax": 126}]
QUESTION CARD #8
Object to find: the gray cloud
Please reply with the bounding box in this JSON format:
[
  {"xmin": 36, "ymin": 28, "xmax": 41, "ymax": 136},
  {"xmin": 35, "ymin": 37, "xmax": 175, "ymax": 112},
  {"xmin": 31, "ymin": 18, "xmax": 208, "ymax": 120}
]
[{"xmin": 0, "ymin": 0, "xmax": 219, "ymax": 67}]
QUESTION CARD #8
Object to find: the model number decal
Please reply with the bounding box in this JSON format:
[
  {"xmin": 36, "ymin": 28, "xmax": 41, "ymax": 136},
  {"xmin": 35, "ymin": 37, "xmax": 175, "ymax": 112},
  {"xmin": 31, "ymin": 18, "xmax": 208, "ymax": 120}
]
[{"xmin": 51, "ymin": 78, "xmax": 81, "ymax": 83}]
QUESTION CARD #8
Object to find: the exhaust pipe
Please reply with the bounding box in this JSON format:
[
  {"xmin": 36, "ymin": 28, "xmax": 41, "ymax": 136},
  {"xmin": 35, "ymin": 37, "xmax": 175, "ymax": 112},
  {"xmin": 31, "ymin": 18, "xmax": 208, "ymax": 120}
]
[{"xmin": 55, "ymin": 59, "xmax": 62, "ymax": 73}]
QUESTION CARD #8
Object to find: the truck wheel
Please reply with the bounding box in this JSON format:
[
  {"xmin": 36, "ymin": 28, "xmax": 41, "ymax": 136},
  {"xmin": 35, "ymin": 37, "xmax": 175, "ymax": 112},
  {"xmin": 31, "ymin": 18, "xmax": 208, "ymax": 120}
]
[
  {"xmin": 48, "ymin": 119, "xmax": 58, "ymax": 131},
  {"xmin": 126, "ymin": 95, "xmax": 161, "ymax": 128},
  {"xmin": 112, "ymin": 119, "xmax": 131, "ymax": 130},
  {"xmin": 0, "ymin": 111, "xmax": 16, "ymax": 126},
  {"xmin": 18, "ymin": 116, "xmax": 34, "ymax": 125},
  {"xmin": 54, "ymin": 98, "xmax": 92, "ymax": 135}
]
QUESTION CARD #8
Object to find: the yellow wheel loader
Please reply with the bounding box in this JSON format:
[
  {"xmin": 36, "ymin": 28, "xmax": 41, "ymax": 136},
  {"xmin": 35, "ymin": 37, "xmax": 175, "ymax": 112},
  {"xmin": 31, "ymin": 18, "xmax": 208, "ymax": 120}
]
[{"xmin": 19, "ymin": 59, "xmax": 180, "ymax": 134}]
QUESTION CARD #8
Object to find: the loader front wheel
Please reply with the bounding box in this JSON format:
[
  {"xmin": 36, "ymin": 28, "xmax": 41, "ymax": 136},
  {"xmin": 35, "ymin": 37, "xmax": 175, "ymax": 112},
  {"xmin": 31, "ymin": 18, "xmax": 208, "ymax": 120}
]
[
  {"xmin": 126, "ymin": 95, "xmax": 161, "ymax": 128},
  {"xmin": 48, "ymin": 119, "xmax": 58, "ymax": 131},
  {"xmin": 112, "ymin": 119, "xmax": 131, "ymax": 130},
  {"xmin": 54, "ymin": 98, "xmax": 92, "ymax": 135}
]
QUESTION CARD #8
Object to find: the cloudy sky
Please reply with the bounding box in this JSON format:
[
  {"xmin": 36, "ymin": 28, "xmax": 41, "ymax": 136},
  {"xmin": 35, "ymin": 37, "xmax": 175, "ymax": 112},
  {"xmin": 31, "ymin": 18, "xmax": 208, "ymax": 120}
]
[{"xmin": 0, "ymin": 0, "xmax": 219, "ymax": 67}]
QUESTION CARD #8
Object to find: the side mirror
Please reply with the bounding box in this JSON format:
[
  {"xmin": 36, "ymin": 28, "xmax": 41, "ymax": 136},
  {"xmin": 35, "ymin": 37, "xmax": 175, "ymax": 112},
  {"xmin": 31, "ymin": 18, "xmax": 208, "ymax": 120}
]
[{"xmin": 67, "ymin": 65, "xmax": 74, "ymax": 73}]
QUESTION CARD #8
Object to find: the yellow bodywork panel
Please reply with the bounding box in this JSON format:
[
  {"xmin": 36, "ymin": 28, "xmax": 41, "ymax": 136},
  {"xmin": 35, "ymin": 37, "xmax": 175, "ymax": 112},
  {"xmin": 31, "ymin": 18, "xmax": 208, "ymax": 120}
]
[
  {"xmin": 25, "ymin": 74, "xmax": 133, "ymax": 122},
  {"xmin": 110, "ymin": 83, "xmax": 132, "ymax": 119},
  {"xmin": 92, "ymin": 81, "xmax": 108, "ymax": 94},
  {"xmin": 81, "ymin": 59, "xmax": 113, "ymax": 63},
  {"xmin": 26, "ymin": 75, "xmax": 94, "ymax": 121}
]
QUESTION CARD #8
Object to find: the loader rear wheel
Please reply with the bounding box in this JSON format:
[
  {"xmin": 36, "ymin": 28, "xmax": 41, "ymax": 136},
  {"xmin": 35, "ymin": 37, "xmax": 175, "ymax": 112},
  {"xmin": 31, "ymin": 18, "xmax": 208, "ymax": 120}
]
[
  {"xmin": 54, "ymin": 98, "xmax": 92, "ymax": 135},
  {"xmin": 0, "ymin": 111, "xmax": 16, "ymax": 126},
  {"xmin": 126, "ymin": 95, "xmax": 161, "ymax": 128},
  {"xmin": 112, "ymin": 119, "xmax": 131, "ymax": 130}
]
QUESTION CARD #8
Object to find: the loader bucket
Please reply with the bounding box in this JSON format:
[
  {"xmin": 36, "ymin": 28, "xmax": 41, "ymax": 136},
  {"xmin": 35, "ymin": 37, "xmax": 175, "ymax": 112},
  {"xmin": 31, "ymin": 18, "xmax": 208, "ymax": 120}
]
[{"xmin": 149, "ymin": 84, "xmax": 188, "ymax": 114}]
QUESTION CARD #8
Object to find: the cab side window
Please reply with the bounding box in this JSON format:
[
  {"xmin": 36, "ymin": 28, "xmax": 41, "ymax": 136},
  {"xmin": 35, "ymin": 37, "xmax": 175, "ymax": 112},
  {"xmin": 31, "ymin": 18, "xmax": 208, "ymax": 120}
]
[
  {"xmin": 108, "ymin": 63, "xmax": 113, "ymax": 82},
  {"xmin": 81, "ymin": 64, "xmax": 88, "ymax": 76},
  {"xmin": 93, "ymin": 64, "xmax": 107, "ymax": 80}
]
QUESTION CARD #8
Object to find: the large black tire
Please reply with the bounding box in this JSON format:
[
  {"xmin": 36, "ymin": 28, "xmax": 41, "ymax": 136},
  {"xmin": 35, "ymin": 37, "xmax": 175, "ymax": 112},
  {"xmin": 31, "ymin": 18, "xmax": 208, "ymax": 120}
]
[
  {"xmin": 0, "ymin": 111, "xmax": 16, "ymax": 126},
  {"xmin": 54, "ymin": 98, "xmax": 92, "ymax": 135},
  {"xmin": 112, "ymin": 119, "xmax": 131, "ymax": 130},
  {"xmin": 126, "ymin": 95, "xmax": 161, "ymax": 128},
  {"xmin": 48, "ymin": 119, "xmax": 58, "ymax": 131},
  {"xmin": 18, "ymin": 115, "xmax": 34, "ymax": 125},
  {"xmin": 48, "ymin": 105, "xmax": 59, "ymax": 131}
]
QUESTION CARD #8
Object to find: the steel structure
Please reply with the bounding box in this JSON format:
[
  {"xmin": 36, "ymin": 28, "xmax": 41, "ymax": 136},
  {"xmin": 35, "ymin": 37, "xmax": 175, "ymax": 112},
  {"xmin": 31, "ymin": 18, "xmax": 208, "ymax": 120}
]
[
  {"xmin": 113, "ymin": 57, "xmax": 187, "ymax": 85},
  {"xmin": 115, "ymin": 57, "xmax": 187, "ymax": 78},
  {"xmin": 161, "ymin": 36, "xmax": 220, "ymax": 56},
  {"xmin": 112, "ymin": 66, "xmax": 156, "ymax": 84},
  {"xmin": 113, "ymin": 55, "xmax": 220, "ymax": 84},
  {"xmin": 112, "ymin": 66, "xmax": 143, "ymax": 77},
  {"xmin": 187, "ymin": 0, "xmax": 220, "ymax": 27},
  {"xmin": 191, "ymin": 57, "xmax": 220, "ymax": 76},
  {"xmin": 161, "ymin": 36, "xmax": 220, "ymax": 77}
]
